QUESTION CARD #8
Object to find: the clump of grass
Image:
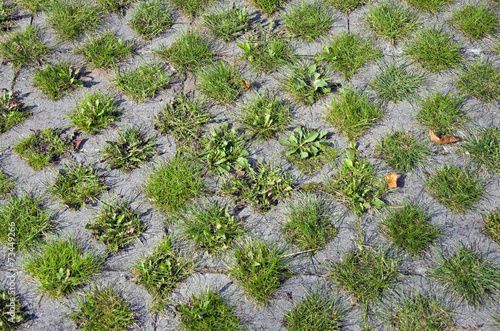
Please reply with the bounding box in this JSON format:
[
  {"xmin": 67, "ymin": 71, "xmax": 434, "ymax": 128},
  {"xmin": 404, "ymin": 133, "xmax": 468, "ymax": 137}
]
[
  {"xmin": 69, "ymin": 93, "xmax": 120, "ymax": 134},
  {"xmin": 23, "ymin": 237, "xmax": 104, "ymax": 298},
  {"xmin": 381, "ymin": 202, "xmax": 440, "ymax": 256},
  {"xmin": 0, "ymin": 25, "xmax": 50, "ymax": 68},
  {"xmin": 283, "ymin": 2, "xmax": 333, "ymax": 42},
  {"xmin": 403, "ymin": 0, "xmax": 454, "ymax": 12},
  {"xmin": 0, "ymin": 193, "xmax": 53, "ymax": 252},
  {"xmin": 74, "ymin": 32, "xmax": 135, "ymax": 70},
  {"xmin": 329, "ymin": 246, "xmax": 400, "ymax": 304},
  {"xmin": 203, "ymin": 4, "xmax": 251, "ymax": 42},
  {"xmin": 247, "ymin": 0, "xmax": 290, "ymax": 14},
  {"xmin": 49, "ymin": 163, "xmax": 107, "ymax": 210},
  {"xmin": 0, "ymin": 1, "xmax": 16, "ymax": 31},
  {"xmin": 14, "ymin": 128, "xmax": 71, "ymax": 171},
  {"xmin": 449, "ymin": 3, "xmax": 498, "ymax": 40},
  {"xmin": 325, "ymin": 87, "xmax": 383, "ymax": 141},
  {"xmin": 154, "ymin": 94, "xmax": 211, "ymax": 143},
  {"xmin": 196, "ymin": 61, "xmax": 246, "ymax": 103},
  {"xmin": 0, "ymin": 171, "xmax": 14, "ymax": 196},
  {"xmin": 179, "ymin": 201, "xmax": 244, "ymax": 254},
  {"xmin": 33, "ymin": 62, "xmax": 83, "ymax": 100},
  {"xmin": 156, "ymin": 31, "xmax": 214, "ymax": 72},
  {"xmin": 282, "ymin": 62, "xmax": 336, "ymax": 106},
  {"xmin": 178, "ymin": 290, "xmax": 242, "ymax": 331},
  {"xmin": 283, "ymin": 292, "xmax": 348, "ymax": 330},
  {"xmin": 370, "ymin": 63, "xmax": 425, "ymax": 103},
  {"xmin": 0, "ymin": 287, "xmax": 30, "ymax": 329},
  {"xmin": 14, "ymin": 0, "xmax": 49, "ymax": 14},
  {"xmin": 461, "ymin": 127, "xmax": 500, "ymax": 173},
  {"xmin": 238, "ymin": 91, "xmax": 291, "ymax": 140},
  {"xmin": 386, "ymin": 294, "xmax": 455, "ymax": 330},
  {"xmin": 365, "ymin": 1, "xmax": 419, "ymax": 44},
  {"xmin": 237, "ymin": 28, "xmax": 294, "ymax": 73},
  {"xmin": 404, "ymin": 27, "xmax": 463, "ymax": 72},
  {"xmin": 144, "ymin": 156, "xmax": 206, "ymax": 213},
  {"xmin": 324, "ymin": 143, "xmax": 387, "ymax": 215},
  {"xmin": 282, "ymin": 194, "xmax": 338, "ymax": 253},
  {"xmin": 425, "ymin": 165, "xmax": 484, "ymax": 214},
  {"xmin": 168, "ymin": 0, "xmax": 213, "ymax": 17},
  {"xmin": 456, "ymin": 61, "xmax": 500, "ymax": 103},
  {"xmin": 97, "ymin": 0, "xmax": 137, "ymax": 13},
  {"xmin": 483, "ymin": 210, "xmax": 500, "ymax": 245},
  {"xmin": 429, "ymin": 245, "xmax": 500, "ymax": 306},
  {"xmin": 221, "ymin": 160, "xmax": 294, "ymax": 213},
  {"xmin": 416, "ymin": 92, "xmax": 467, "ymax": 136},
  {"xmin": 230, "ymin": 239, "xmax": 292, "ymax": 303},
  {"xmin": 101, "ymin": 127, "xmax": 157, "ymax": 172},
  {"xmin": 316, "ymin": 32, "xmax": 382, "ymax": 80},
  {"xmin": 86, "ymin": 199, "xmax": 145, "ymax": 253},
  {"xmin": 132, "ymin": 237, "xmax": 194, "ymax": 309},
  {"xmin": 69, "ymin": 286, "xmax": 136, "ymax": 330},
  {"xmin": 45, "ymin": 0, "xmax": 103, "ymax": 41},
  {"xmin": 0, "ymin": 90, "xmax": 31, "ymax": 133},
  {"xmin": 374, "ymin": 131, "xmax": 429, "ymax": 173},
  {"xmin": 129, "ymin": 0, "xmax": 174, "ymax": 40},
  {"xmin": 114, "ymin": 63, "xmax": 171, "ymax": 103},
  {"xmin": 324, "ymin": 0, "xmax": 369, "ymax": 14},
  {"xmin": 199, "ymin": 124, "xmax": 248, "ymax": 174}
]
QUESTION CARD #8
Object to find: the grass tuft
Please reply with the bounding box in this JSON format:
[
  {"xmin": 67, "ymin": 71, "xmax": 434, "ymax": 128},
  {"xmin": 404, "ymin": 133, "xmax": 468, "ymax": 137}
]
[
  {"xmin": 196, "ymin": 61, "xmax": 246, "ymax": 103},
  {"xmin": 0, "ymin": 1, "xmax": 15, "ymax": 31},
  {"xmin": 416, "ymin": 92, "xmax": 467, "ymax": 136},
  {"xmin": 425, "ymin": 165, "xmax": 484, "ymax": 213},
  {"xmin": 0, "ymin": 192, "xmax": 53, "ymax": 252},
  {"xmin": 168, "ymin": 0, "xmax": 214, "ymax": 17},
  {"xmin": 483, "ymin": 209, "xmax": 500, "ymax": 245},
  {"xmin": 203, "ymin": 5, "xmax": 251, "ymax": 42},
  {"xmin": 0, "ymin": 287, "xmax": 30, "ymax": 329},
  {"xmin": 33, "ymin": 62, "xmax": 83, "ymax": 100},
  {"xmin": 461, "ymin": 127, "xmax": 500, "ymax": 173},
  {"xmin": 0, "ymin": 171, "xmax": 15, "ymax": 196},
  {"xmin": 456, "ymin": 61, "xmax": 500, "ymax": 103},
  {"xmin": 429, "ymin": 245, "xmax": 500, "ymax": 306},
  {"xmin": 0, "ymin": 90, "xmax": 31, "ymax": 134},
  {"xmin": 370, "ymin": 63, "xmax": 425, "ymax": 103},
  {"xmin": 374, "ymin": 131, "xmax": 429, "ymax": 173},
  {"xmin": 14, "ymin": 0, "xmax": 49, "ymax": 14},
  {"xmin": 86, "ymin": 199, "xmax": 145, "ymax": 253},
  {"xmin": 129, "ymin": 0, "xmax": 174, "ymax": 40},
  {"xmin": 230, "ymin": 239, "xmax": 292, "ymax": 303},
  {"xmin": 97, "ymin": 0, "xmax": 137, "ymax": 13},
  {"xmin": 49, "ymin": 163, "xmax": 107, "ymax": 210},
  {"xmin": 247, "ymin": 0, "xmax": 290, "ymax": 14},
  {"xmin": 0, "ymin": 25, "xmax": 50, "ymax": 68},
  {"xmin": 69, "ymin": 93, "xmax": 120, "ymax": 134},
  {"xmin": 325, "ymin": 87, "xmax": 383, "ymax": 141},
  {"xmin": 69, "ymin": 286, "xmax": 136, "ymax": 330},
  {"xmin": 403, "ymin": 0, "xmax": 454, "ymax": 12},
  {"xmin": 144, "ymin": 156, "xmax": 205, "ymax": 214},
  {"xmin": 380, "ymin": 202, "xmax": 441, "ymax": 256},
  {"xmin": 23, "ymin": 237, "xmax": 104, "ymax": 298},
  {"xmin": 283, "ymin": 2, "xmax": 333, "ymax": 42},
  {"xmin": 75, "ymin": 32, "xmax": 135, "ymax": 70},
  {"xmin": 114, "ymin": 63, "xmax": 171, "ymax": 103},
  {"xmin": 404, "ymin": 27, "xmax": 463, "ymax": 72},
  {"xmin": 324, "ymin": 0, "xmax": 369, "ymax": 14},
  {"xmin": 316, "ymin": 32, "xmax": 381, "ymax": 80},
  {"xmin": 449, "ymin": 3, "xmax": 498, "ymax": 40},
  {"xmin": 178, "ymin": 290, "xmax": 242, "ymax": 331}
]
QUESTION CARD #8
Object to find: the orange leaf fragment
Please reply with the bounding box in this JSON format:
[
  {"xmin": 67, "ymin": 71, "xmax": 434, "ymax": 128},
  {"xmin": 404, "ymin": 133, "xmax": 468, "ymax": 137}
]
[
  {"xmin": 242, "ymin": 79, "xmax": 251, "ymax": 91},
  {"xmin": 429, "ymin": 130, "xmax": 459, "ymax": 144},
  {"xmin": 385, "ymin": 173, "xmax": 401, "ymax": 189}
]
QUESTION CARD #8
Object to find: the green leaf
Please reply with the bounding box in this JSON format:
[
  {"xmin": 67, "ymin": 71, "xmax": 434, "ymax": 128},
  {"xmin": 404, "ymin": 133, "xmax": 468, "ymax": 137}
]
[
  {"xmin": 286, "ymin": 148, "xmax": 297, "ymax": 156},
  {"xmin": 372, "ymin": 198, "xmax": 385, "ymax": 209},
  {"xmin": 300, "ymin": 151, "xmax": 309, "ymax": 159},
  {"xmin": 304, "ymin": 131, "xmax": 319, "ymax": 143},
  {"xmin": 279, "ymin": 138, "xmax": 291, "ymax": 146}
]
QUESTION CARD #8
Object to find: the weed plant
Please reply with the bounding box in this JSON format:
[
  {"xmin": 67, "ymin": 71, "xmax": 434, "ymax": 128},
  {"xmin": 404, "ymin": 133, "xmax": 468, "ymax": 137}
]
[
  {"xmin": 381, "ymin": 202, "xmax": 440, "ymax": 256},
  {"xmin": 324, "ymin": 0, "xmax": 369, "ymax": 14},
  {"xmin": 114, "ymin": 63, "xmax": 171, "ymax": 102},
  {"xmin": 49, "ymin": 163, "xmax": 107, "ymax": 210},
  {"xmin": 178, "ymin": 290, "xmax": 242, "ymax": 331},
  {"xmin": 425, "ymin": 165, "xmax": 484, "ymax": 213},
  {"xmin": 0, "ymin": 26, "xmax": 50, "ymax": 68},
  {"xmin": 101, "ymin": 127, "xmax": 157, "ymax": 172},
  {"xmin": 429, "ymin": 245, "xmax": 500, "ymax": 306},
  {"xmin": 283, "ymin": 2, "xmax": 333, "ymax": 42},
  {"xmin": 449, "ymin": 3, "xmax": 498, "ymax": 40},
  {"xmin": 456, "ymin": 61, "xmax": 500, "ymax": 103},
  {"xmin": 196, "ymin": 61, "xmax": 245, "ymax": 103},
  {"xmin": 69, "ymin": 287, "xmax": 136, "ymax": 330},
  {"xmin": 403, "ymin": 0, "xmax": 454, "ymax": 12},
  {"xmin": 0, "ymin": 287, "xmax": 29, "ymax": 329},
  {"xmin": 374, "ymin": 131, "xmax": 429, "ymax": 173},
  {"xmin": 129, "ymin": 0, "xmax": 174, "ymax": 40},
  {"xmin": 0, "ymin": 171, "xmax": 14, "ymax": 196},
  {"xmin": 168, "ymin": 0, "xmax": 214, "ymax": 17},
  {"xmin": 69, "ymin": 93, "xmax": 120, "ymax": 134},
  {"xmin": 33, "ymin": 62, "xmax": 83, "ymax": 100},
  {"xmin": 247, "ymin": 0, "xmax": 290, "ymax": 14},
  {"xmin": 325, "ymin": 87, "xmax": 383, "ymax": 141},
  {"xmin": 75, "ymin": 32, "xmax": 135, "ymax": 70},
  {"xmin": 144, "ymin": 156, "xmax": 206, "ymax": 213},
  {"xmin": 23, "ymin": 237, "xmax": 104, "ymax": 298},
  {"xmin": 416, "ymin": 92, "xmax": 467, "ymax": 136},
  {"xmin": 282, "ymin": 194, "xmax": 338, "ymax": 252},
  {"xmin": 86, "ymin": 199, "xmax": 145, "ymax": 253},
  {"xmin": 461, "ymin": 127, "xmax": 500, "ymax": 173},
  {"xmin": 203, "ymin": 4, "xmax": 250, "ymax": 42},
  {"xmin": 316, "ymin": 32, "xmax": 381, "ymax": 80},
  {"xmin": 370, "ymin": 63, "xmax": 425, "ymax": 103},
  {"xmin": 483, "ymin": 210, "xmax": 500, "ymax": 245},
  {"xmin": 0, "ymin": 90, "xmax": 31, "ymax": 133},
  {"xmin": 0, "ymin": 193, "xmax": 53, "ymax": 252},
  {"xmin": 230, "ymin": 239, "xmax": 292, "ymax": 303}
]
